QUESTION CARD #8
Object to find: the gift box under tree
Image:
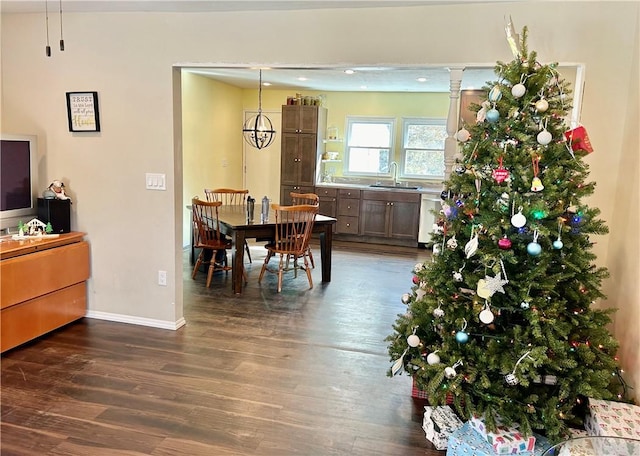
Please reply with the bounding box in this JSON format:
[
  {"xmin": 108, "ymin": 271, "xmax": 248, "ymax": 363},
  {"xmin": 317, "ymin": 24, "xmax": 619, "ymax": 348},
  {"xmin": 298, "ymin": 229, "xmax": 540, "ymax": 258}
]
[
  {"xmin": 469, "ymin": 415, "xmax": 536, "ymax": 454},
  {"xmin": 422, "ymin": 405, "xmax": 464, "ymax": 450},
  {"xmin": 447, "ymin": 422, "xmax": 551, "ymax": 456},
  {"xmin": 584, "ymin": 398, "xmax": 640, "ymax": 455}
]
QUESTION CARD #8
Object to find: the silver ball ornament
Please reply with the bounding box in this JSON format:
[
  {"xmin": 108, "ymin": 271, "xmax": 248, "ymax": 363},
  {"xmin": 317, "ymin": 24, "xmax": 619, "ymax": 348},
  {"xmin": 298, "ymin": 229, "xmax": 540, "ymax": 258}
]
[
  {"xmin": 452, "ymin": 271, "xmax": 463, "ymax": 282},
  {"xmin": 444, "ymin": 366, "xmax": 457, "ymax": 379},
  {"xmin": 505, "ymin": 373, "xmax": 519, "ymax": 385},
  {"xmin": 401, "ymin": 293, "xmax": 411, "ymax": 304},
  {"xmin": 520, "ymin": 301, "xmax": 530, "ymax": 309},
  {"xmin": 433, "ymin": 307, "xmax": 445, "ymax": 318},
  {"xmin": 456, "ymin": 128, "xmax": 470, "ymax": 142},
  {"xmin": 407, "ymin": 334, "xmax": 421, "ymax": 347}
]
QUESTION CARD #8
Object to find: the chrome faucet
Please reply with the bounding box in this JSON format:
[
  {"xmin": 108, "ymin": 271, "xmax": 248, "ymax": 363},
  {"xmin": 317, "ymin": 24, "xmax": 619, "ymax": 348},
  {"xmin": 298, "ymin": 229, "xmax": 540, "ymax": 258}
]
[{"xmin": 389, "ymin": 161, "xmax": 399, "ymax": 186}]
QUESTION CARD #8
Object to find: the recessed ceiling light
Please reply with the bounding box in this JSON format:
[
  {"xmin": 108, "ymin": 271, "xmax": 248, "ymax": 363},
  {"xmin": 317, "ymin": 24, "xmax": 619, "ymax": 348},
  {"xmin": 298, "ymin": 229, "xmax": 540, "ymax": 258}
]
[
  {"xmin": 263, "ymin": 82, "xmax": 271, "ymax": 86},
  {"xmin": 344, "ymin": 69, "xmax": 355, "ymax": 75},
  {"xmin": 360, "ymin": 85, "xmax": 368, "ymax": 90},
  {"xmin": 417, "ymin": 77, "xmax": 427, "ymax": 82},
  {"xmin": 297, "ymin": 77, "xmax": 308, "ymax": 81}
]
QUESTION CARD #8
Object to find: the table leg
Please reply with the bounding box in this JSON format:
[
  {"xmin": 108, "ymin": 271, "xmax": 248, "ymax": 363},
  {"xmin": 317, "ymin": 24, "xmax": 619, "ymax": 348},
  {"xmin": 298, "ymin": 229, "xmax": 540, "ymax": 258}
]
[
  {"xmin": 319, "ymin": 224, "xmax": 332, "ymax": 283},
  {"xmin": 231, "ymin": 229, "xmax": 246, "ymax": 294}
]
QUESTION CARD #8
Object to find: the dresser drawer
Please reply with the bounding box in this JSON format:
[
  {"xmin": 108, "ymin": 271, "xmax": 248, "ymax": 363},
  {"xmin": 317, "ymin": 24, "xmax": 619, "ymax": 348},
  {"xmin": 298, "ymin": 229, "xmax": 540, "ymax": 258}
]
[
  {"xmin": 316, "ymin": 187, "xmax": 338, "ymax": 198},
  {"xmin": 337, "ymin": 198, "xmax": 360, "ymax": 217},
  {"xmin": 337, "ymin": 216, "xmax": 359, "ymax": 234}
]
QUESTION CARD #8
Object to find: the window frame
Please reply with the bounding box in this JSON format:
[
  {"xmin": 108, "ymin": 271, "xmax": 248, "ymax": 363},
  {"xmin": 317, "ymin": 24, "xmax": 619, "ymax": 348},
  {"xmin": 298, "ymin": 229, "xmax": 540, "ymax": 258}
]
[
  {"xmin": 343, "ymin": 116, "xmax": 396, "ymax": 177},
  {"xmin": 400, "ymin": 116, "xmax": 447, "ymax": 180}
]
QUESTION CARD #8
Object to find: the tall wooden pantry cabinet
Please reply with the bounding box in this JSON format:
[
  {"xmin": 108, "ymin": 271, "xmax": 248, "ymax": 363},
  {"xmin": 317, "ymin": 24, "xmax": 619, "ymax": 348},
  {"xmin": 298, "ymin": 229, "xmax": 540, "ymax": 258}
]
[{"xmin": 280, "ymin": 105, "xmax": 327, "ymax": 205}]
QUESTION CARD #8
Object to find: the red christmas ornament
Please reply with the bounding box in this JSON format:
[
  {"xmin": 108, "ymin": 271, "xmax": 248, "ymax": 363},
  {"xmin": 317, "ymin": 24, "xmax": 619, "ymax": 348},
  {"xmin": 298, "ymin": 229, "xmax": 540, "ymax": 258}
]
[
  {"xmin": 492, "ymin": 156, "xmax": 510, "ymax": 183},
  {"xmin": 498, "ymin": 236, "xmax": 512, "ymax": 250}
]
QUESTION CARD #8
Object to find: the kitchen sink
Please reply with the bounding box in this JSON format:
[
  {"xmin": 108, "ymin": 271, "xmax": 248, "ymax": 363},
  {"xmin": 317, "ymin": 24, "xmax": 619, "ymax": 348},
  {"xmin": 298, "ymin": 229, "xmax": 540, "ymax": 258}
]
[{"xmin": 369, "ymin": 184, "xmax": 420, "ymax": 190}]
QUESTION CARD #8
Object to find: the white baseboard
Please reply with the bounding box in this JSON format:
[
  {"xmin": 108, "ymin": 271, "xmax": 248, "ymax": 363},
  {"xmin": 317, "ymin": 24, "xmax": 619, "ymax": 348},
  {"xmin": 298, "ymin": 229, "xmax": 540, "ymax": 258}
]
[{"xmin": 85, "ymin": 310, "xmax": 186, "ymax": 331}]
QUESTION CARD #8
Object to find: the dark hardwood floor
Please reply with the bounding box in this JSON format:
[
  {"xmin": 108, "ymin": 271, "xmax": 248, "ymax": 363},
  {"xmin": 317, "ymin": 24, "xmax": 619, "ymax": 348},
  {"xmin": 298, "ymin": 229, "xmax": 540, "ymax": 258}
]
[{"xmin": 1, "ymin": 241, "xmax": 444, "ymax": 455}]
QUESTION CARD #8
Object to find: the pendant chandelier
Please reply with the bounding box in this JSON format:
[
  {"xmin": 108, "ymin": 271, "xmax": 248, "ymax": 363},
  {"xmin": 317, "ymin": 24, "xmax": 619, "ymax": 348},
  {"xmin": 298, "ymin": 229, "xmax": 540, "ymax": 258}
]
[{"xmin": 243, "ymin": 69, "xmax": 276, "ymax": 150}]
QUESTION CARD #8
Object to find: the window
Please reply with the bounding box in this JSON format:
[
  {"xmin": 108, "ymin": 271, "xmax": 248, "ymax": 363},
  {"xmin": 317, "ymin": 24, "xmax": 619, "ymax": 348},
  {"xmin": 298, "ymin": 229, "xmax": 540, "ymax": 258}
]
[
  {"xmin": 401, "ymin": 117, "xmax": 447, "ymax": 179},
  {"xmin": 345, "ymin": 117, "xmax": 395, "ymax": 175}
]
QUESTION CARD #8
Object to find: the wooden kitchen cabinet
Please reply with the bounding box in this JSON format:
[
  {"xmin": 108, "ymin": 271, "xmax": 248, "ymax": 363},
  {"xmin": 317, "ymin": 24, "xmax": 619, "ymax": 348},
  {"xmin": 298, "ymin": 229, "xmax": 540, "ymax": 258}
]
[
  {"xmin": 360, "ymin": 190, "xmax": 420, "ymax": 241},
  {"xmin": 336, "ymin": 188, "xmax": 360, "ymax": 235},
  {"xmin": 316, "ymin": 187, "xmax": 337, "ymax": 218},
  {"xmin": 279, "ymin": 105, "xmax": 327, "ymax": 203}
]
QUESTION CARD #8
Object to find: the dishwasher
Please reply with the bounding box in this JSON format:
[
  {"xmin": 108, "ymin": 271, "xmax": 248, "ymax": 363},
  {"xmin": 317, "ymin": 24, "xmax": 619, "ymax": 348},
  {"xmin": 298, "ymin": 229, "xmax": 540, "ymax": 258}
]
[{"xmin": 418, "ymin": 194, "xmax": 441, "ymax": 245}]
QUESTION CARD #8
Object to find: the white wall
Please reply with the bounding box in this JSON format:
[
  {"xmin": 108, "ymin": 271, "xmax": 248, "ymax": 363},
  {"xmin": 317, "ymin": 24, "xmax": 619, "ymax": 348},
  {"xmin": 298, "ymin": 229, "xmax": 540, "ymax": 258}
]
[{"xmin": 1, "ymin": 2, "xmax": 638, "ymax": 397}]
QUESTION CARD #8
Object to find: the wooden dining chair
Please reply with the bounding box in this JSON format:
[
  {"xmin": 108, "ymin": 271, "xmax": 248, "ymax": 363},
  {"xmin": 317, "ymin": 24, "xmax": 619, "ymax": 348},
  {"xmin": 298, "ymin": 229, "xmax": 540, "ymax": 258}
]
[
  {"xmin": 290, "ymin": 192, "xmax": 320, "ymax": 268},
  {"xmin": 258, "ymin": 203, "xmax": 318, "ymax": 293},
  {"xmin": 204, "ymin": 188, "xmax": 253, "ymax": 263},
  {"xmin": 191, "ymin": 197, "xmax": 247, "ymax": 288}
]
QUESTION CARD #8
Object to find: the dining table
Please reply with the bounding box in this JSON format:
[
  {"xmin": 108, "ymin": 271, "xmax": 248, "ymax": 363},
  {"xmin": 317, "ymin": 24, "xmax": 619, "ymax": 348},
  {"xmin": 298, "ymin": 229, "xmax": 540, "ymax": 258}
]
[{"xmin": 214, "ymin": 204, "xmax": 337, "ymax": 294}]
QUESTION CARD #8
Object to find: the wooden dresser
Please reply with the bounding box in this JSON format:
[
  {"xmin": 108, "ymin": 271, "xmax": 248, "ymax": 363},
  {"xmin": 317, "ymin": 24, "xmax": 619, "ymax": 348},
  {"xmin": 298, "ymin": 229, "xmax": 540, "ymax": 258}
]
[{"xmin": 1, "ymin": 232, "xmax": 89, "ymax": 353}]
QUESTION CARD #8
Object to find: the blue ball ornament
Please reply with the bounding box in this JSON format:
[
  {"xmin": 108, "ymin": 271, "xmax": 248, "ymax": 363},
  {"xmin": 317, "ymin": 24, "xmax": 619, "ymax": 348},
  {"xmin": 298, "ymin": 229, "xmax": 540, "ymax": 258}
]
[
  {"xmin": 553, "ymin": 239, "xmax": 564, "ymax": 250},
  {"xmin": 486, "ymin": 108, "xmax": 500, "ymax": 123},
  {"xmin": 455, "ymin": 331, "xmax": 469, "ymax": 343},
  {"xmin": 527, "ymin": 241, "xmax": 542, "ymax": 256}
]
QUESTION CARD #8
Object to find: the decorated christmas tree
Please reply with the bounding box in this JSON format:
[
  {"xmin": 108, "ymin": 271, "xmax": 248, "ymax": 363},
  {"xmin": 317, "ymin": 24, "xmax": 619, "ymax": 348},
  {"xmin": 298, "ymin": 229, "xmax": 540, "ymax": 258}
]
[{"xmin": 387, "ymin": 27, "xmax": 624, "ymax": 443}]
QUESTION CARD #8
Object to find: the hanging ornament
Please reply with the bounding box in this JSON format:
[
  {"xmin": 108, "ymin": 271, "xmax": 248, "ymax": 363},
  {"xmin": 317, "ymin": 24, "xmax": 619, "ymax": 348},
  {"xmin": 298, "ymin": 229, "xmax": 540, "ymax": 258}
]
[
  {"xmin": 553, "ymin": 238, "xmax": 563, "ymax": 250},
  {"xmin": 511, "ymin": 83, "xmax": 526, "ymax": 98},
  {"xmin": 445, "ymin": 359, "xmax": 463, "ymax": 379},
  {"xmin": 478, "ymin": 260, "xmax": 509, "ymax": 297},
  {"xmin": 535, "ymin": 98, "xmax": 549, "ymax": 113},
  {"xmin": 401, "ymin": 293, "xmax": 411, "ymax": 304},
  {"xmin": 454, "ymin": 164, "xmax": 466, "ymax": 175},
  {"xmin": 464, "ymin": 227, "xmax": 479, "ymax": 259},
  {"xmin": 391, "ymin": 348, "xmax": 408, "ymax": 376},
  {"xmin": 479, "ymin": 302, "xmax": 495, "ymax": 324},
  {"xmin": 520, "ymin": 301, "xmax": 530, "ymax": 309},
  {"xmin": 488, "ymin": 85, "xmax": 503, "ymax": 102},
  {"xmin": 492, "ymin": 156, "xmax": 510, "ymax": 184},
  {"xmin": 446, "ymin": 235, "xmax": 458, "ymax": 250},
  {"xmin": 440, "ymin": 189, "xmax": 452, "ymax": 200},
  {"xmin": 527, "ymin": 230, "xmax": 542, "ymax": 256},
  {"xmin": 456, "ymin": 128, "xmax": 471, "ymax": 142},
  {"xmin": 433, "ymin": 305, "xmax": 445, "ymax": 318},
  {"xmin": 505, "ymin": 351, "xmax": 533, "ymax": 386},
  {"xmin": 486, "ymin": 107, "xmax": 500, "ymax": 123},
  {"xmin": 476, "ymin": 101, "xmax": 491, "ymax": 123},
  {"xmin": 433, "ymin": 243, "xmax": 441, "ymax": 256},
  {"xmin": 407, "ymin": 331, "xmax": 421, "ymax": 347},
  {"xmin": 497, "ymin": 193, "xmax": 510, "ymax": 212},
  {"xmin": 498, "ymin": 236, "xmax": 512, "ymax": 250},
  {"xmin": 537, "ymin": 129, "xmax": 552, "ymax": 146},
  {"xmin": 455, "ymin": 319, "xmax": 469, "ymax": 343},
  {"xmin": 452, "ymin": 263, "xmax": 465, "ymax": 282},
  {"xmin": 511, "ymin": 206, "xmax": 526, "ymax": 228},
  {"xmin": 426, "ymin": 351, "xmax": 441, "ymax": 365},
  {"xmin": 530, "ymin": 155, "xmax": 544, "ymax": 192}
]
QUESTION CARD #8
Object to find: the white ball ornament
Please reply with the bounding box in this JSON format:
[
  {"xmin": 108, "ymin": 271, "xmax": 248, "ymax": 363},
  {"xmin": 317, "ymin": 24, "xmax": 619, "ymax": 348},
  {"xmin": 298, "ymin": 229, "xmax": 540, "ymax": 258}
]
[
  {"xmin": 511, "ymin": 83, "xmax": 526, "ymax": 98},
  {"xmin": 553, "ymin": 239, "xmax": 564, "ymax": 250},
  {"xmin": 456, "ymin": 128, "xmax": 471, "ymax": 142},
  {"xmin": 433, "ymin": 307, "xmax": 445, "ymax": 318},
  {"xmin": 520, "ymin": 301, "xmax": 530, "ymax": 309},
  {"xmin": 401, "ymin": 293, "xmax": 411, "ymax": 304},
  {"xmin": 511, "ymin": 211, "xmax": 526, "ymax": 228},
  {"xmin": 479, "ymin": 308, "xmax": 495, "ymax": 324},
  {"xmin": 407, "ymin": 334, "xmax": 421, "ymax": 347},
  {"xmin": 426, "ymin": 352, "xmax": 441, "ymax": 365},
  {"xmin": 535, "ymin": 99, "xmax": 549, "ymax": 112},
  {"xmin": 537, "ymin": 129, "xmax": 553, "ymax": 145},
  {"xmin": 444, "ymin": 366, "xmax": 458, "ymax": 379}
]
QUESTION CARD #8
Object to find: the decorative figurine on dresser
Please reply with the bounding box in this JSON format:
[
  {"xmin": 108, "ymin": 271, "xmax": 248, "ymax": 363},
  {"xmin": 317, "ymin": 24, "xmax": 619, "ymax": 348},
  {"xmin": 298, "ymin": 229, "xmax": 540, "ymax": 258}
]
[{"xmin": 38, "ymin": 179, "xmax": 72, "ymax": 233}]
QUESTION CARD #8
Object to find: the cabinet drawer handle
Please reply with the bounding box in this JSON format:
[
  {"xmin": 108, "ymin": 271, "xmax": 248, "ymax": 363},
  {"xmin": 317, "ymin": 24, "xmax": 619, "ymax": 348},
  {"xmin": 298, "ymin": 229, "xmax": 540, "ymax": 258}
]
[{"xmin": 346, "ymin": 223, "xmax": 350, "ymax": 227}]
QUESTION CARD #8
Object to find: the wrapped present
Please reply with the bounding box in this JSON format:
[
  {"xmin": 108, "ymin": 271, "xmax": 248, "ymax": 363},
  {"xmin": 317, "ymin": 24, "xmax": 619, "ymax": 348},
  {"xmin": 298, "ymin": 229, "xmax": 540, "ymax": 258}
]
[
  {"xmin": 584, "ymin": 398, "xmax": 640, "ymax": 455},
  {"xmin": 469, "ymin": 415, "xmax": 536, "ymax": 454},
  {"xmin": 447, "ymin": 422, "xmax": 550, "ymax": 456},
  {"xmin": 422, "ymin": 405, "xmax": 464, "ymax": 450},
  {"xmin": 557, "ymin": 429, "xmax": 597, "ymax": 456}
]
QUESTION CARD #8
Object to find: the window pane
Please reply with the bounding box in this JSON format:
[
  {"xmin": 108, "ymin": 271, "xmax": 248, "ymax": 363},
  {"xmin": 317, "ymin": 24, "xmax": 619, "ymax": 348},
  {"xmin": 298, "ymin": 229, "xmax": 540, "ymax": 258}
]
[
  {"xmin": 404, "ymin": 124, "xmax": 448, "ymax": 149},
  {"xmin": 348, "ymin": 148, "xmax": 390, "ymax": 173},
  {"xmin": 404, "ymin": 149, "xmax": 445, "ymax": 176},
  {"xmin": 350, "ymin": 123, "xmax": 392, "ymax": 147}
]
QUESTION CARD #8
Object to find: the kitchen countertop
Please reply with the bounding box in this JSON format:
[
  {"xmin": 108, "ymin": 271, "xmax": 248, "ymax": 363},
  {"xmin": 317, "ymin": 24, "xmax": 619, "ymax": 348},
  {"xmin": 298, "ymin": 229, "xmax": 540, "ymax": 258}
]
[{"xmin": 315, "ymin": 182, "xmax": 443, "ymax": 196}]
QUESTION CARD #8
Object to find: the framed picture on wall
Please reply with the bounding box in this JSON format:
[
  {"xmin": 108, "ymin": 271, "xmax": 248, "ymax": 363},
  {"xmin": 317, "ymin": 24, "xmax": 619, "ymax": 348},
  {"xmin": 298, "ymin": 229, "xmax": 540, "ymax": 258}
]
[{"xmin": 66, "ymin": 91, "xmax": 101, "ymax": 132}]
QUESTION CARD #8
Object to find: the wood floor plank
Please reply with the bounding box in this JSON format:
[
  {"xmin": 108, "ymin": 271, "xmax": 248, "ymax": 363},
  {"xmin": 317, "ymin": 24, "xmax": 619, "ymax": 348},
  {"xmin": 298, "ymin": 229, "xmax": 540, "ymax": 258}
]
[{"xmin": 1, "ymin": 243, "xmax": 443, "ymax": 455}]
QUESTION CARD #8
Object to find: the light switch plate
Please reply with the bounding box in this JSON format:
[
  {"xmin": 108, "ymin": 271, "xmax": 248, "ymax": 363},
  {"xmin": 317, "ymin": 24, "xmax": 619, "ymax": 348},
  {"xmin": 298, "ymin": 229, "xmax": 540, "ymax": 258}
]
[{"xmin": 145, "ymin": 173, "xmax": 166, "ymax": 190}]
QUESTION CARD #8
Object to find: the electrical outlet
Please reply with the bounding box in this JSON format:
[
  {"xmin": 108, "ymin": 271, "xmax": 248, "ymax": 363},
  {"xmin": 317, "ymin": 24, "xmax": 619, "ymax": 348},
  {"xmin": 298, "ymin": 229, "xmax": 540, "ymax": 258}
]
[{"xmin": 158, "ymin": 270, "xmax": 167, "ymax": 286}]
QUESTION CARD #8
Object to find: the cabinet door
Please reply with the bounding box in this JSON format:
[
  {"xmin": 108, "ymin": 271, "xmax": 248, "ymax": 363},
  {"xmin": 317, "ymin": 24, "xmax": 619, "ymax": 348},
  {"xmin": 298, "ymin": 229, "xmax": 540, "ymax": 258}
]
[
  {"xmin": 280, "ymin": 185, "xmax": 315, "ymax": 206},
  {"xmin": 280, "ymin": 133, "xmax": 300, "ymax": 186},
  {"xmin": 281, "ymin": 105, "xmax": 301, "ymax": 133},
  {"xmin": 298, "ymin": 134, "xmax": 317, "ymax": 186},
  {"xmin": 360, "ymin": 199, "xmax": 388, "ymax": 237},
  {"xmin": 298, "ymin": 106, "xmax": 319, "ymax": 133},
  {"xmin": 388, "ymin": 200, "xmax": 420, "ymax": 240}
]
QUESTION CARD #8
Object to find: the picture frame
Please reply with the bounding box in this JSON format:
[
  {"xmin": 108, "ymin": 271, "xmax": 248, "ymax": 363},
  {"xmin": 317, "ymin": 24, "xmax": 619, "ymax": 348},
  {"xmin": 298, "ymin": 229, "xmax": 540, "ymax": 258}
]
[{"xmin": 66, "ymin": 91, "xmax": 101, "ymax": 132}]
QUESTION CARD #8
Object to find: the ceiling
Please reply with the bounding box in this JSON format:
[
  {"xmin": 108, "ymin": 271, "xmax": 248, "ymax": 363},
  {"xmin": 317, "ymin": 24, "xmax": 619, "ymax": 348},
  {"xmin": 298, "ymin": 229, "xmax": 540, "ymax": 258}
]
[
  {"xmin": 184, "ymin": 66, "xmax": 498, "ymax": 93},
  {"xmin": 1, "ymin": 0, "xmax": 500, "ymax": 92}
]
